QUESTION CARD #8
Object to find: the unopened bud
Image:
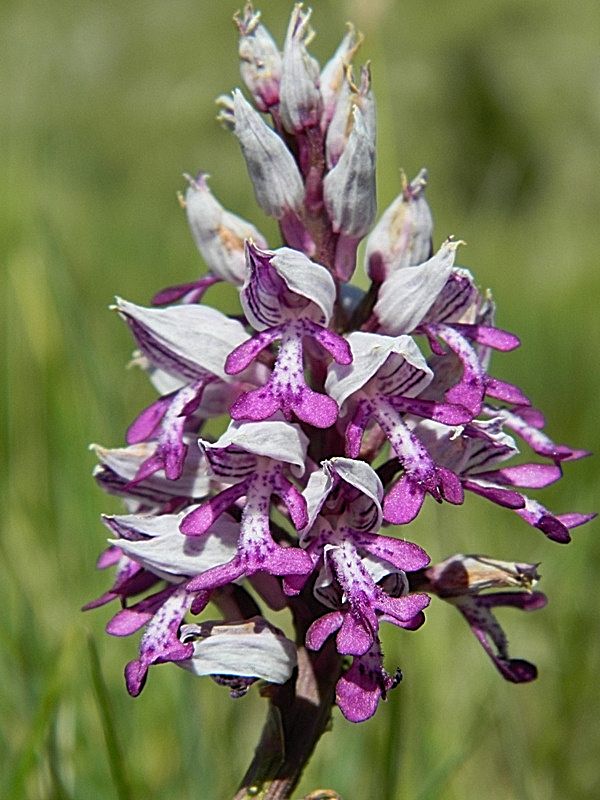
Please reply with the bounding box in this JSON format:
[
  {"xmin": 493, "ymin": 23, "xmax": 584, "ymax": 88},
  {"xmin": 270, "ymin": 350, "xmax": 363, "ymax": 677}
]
[
  {"xmin": 365, "ymin": 168, "xmax": 433, "ymax": 283},
  {"xmin": 324, "ymin": 105, "xmax": 376, "ymax": 239},
  {"xmin": 325, "ymin": 62, "xmax": 375, "ymax": 169},
  {"xmin": 183, "ymin": 173, "xmax": 267, "ymax": 285},
  {"xmin": 235, "ymin": 4, "xmax": 282, "ymax": 111},
  {"xmin": 230, "ymin": 89, "xmax": 304, "ymax": 219},
  {"xmin": 279, "ymin": 4, "xmax": 322, "ymax": 132},
  {"xmin": 320, "ymin": 22, "xmax": 363, "ymax": 127}
]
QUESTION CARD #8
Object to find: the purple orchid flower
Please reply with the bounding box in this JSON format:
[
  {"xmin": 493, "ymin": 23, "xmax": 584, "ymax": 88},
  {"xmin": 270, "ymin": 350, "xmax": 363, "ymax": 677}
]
[
  {"xmin": 180, "ymin": 420, "xmax": 313, "ymax": 589},
  {"xmin": 422, "ymin": 554, "xmax": 547, "ymax": 682},
  {"xmin": 225, "ymin": 242, "xmax": 352, "ymax": 427}
]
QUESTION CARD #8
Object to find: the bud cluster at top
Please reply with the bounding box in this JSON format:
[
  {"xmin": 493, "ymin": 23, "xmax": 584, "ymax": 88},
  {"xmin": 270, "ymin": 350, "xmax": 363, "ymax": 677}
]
[{"xmin": 86, "ymin": 3, "xmax": 593, "ymax": 723}]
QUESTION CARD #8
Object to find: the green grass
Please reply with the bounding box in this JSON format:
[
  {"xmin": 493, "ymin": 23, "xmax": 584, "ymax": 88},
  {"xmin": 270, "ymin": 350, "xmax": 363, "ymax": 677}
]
[{"xmin": 2, "ymin": 1, "xmax": 599, "ymax": 797}]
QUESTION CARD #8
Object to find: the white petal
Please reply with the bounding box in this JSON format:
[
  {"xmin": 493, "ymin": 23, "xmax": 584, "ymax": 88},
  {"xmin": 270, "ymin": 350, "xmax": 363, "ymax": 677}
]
[
  {"xmin": 271, "ymin": 247, "xmax": 336, "ymax": 325},
  {"xmin": 301, "ymin": 467, "xmax": 336, "ymax": 533},
  {"xmin": 327, "ymin": 457, "xmax": 383, "ymax": 524},
  {"xmin": 108, "ymin": 511, "xmax": 239, "ymax": 580},
  {"xmin": 115, "ymin": 299, "xmax": 250, "ymax": 381},
  {"xmin": 185, "ymin": 175, "xmax": 267, "ymax": 284},
  {"xmin": 92, "ymin": 442, "xmax": 212, "ymax": 498},
  {"xmin": 205, "ymin": 419, "xmax": 309, "ymax": 476},
  {"xmin": 374, "ymin": 238, "xmax": 462, "ymax": 334},
  {"xmin": 179, "ymin": 618, "xmax": 297, "ymax": 684},
  {"xmin": 326, "ymin": 331, "xmax": 431, "ymax": 409}
]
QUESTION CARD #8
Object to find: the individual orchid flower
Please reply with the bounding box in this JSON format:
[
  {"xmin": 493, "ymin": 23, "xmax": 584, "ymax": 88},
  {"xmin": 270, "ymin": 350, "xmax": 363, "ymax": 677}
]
[
  {"xmin": 115, "ymin": 298, "xmax": 265, "ymax": 484},
  {"xmin": 228, "ymin": 89, "xmax": 305, "ymax": 221},
  {"xmin": 413, "ymin": 417, "xmax": 594, "ymax": 541},
  {"xmin": 301, "ymin": 458, "xmax": 430, "ymax": 655},
  {"xmin": 181, "ymin": 420, "xmax": 313, "ymax": 589},
  {"xmin": 153, "ymin": 173, "xmax": 268, "ymax": 305},
  {"xmin": 323, "ymin": 106, "xmax": 377, "ymax": 281},
  {"xmin": 225, "ymin": 242, "xmax": 352, "ymax": 427},
  {"xmin": 91, "ymin": 441, "xmax": 211, "ymax": 511},
  {"xmin": 104, "ymin": 509, "xmax": 241, "ymax": 582},
  {"xmin": 420, "ymin": 554, "xmax": 548, "ymax": 682},
  {"xmin": 325, "ymin": 63, "xmax": 375, "ymax": 170},
  {"xmin": 374, "ymin": 239, "xmax": 525, "ymax": 418},
  {"xmin": 326, "ymin": 331, "xmax": 468, "ymax": 523}
]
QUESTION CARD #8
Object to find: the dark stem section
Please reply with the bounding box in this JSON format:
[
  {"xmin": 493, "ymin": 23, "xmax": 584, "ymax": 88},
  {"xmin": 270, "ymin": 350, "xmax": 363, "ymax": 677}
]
[{"xmin": 233, "ymin": 595, "xmax": 343, "ymax": 800}]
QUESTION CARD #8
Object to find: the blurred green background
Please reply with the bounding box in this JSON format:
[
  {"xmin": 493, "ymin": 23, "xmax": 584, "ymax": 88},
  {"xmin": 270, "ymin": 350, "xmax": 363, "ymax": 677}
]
[{"xmin": 2, "ymin": 0, "xmax": 599, "ymax": 797}]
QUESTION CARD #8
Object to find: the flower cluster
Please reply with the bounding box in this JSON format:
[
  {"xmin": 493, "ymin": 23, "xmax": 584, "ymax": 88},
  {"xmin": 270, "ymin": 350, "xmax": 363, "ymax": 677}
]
[{"xmin": 87, "ymin": 3, "xmax": 593, "ymax": 723}]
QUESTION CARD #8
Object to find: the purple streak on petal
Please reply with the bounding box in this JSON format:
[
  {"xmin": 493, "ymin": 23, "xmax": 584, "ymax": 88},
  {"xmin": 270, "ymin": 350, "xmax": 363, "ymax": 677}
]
[
  {"xmin": 509, "ymin": 495, "xmax": 575, "ymax": 542},
  {"xmin": 292, "ymin": 386, "xmax": 339, "ymax": 428},
  {"xmin": 306, "ymin": 611, "xmax": 344, "ymax": 650},
  {"xmin": 127, "ymin": 395, "xmax": 172, "ymax": 444},
  {"xmin": 82, "ymin": 591, "xmax": 119, "ymax": 611},
  {"xmin": 126, "ymin": 453, "xmax": 167, "ymax": 486},
  {"xmin": 516, "ymin": 406, "xmax": 545, "ymax": 429},
  {"xmin": 151, "ymin": 275, "xmax": 221, "ymax": 306},
  {"xmin": 463, "ymin": 480, "xmax": 526, "ymax": 509},
  {"xmin": 230, "ymin": 385, "xmax": 280, "ymax": 422},
  {"xmin": 186, "ymin": 557, "xmax": 247, "ymax": 591},
  {"xmin": 383, "ymin": 476, "xmax": 427, "ymax": 524},
  {"xmin": 255, "ymin": 544, "xmax": 314, "ymax": 576},
  {"xmin": 274, "ymin": 474, "xmax": 309, "ymax": 530},
  {"xmin": 426, "ymin": 323, "xmax": 485, "ymax": 415},
  {"xmin": 187, "ymin": 545, "xmax": 313, "ymax": 591},
  {"xmin": 181, "ymin": 480, "xmax": 250, "ymax": 536},
  {"xmin": 112, "ymin": 567, "xmax": 159, "ymax": 599},
  {"xmin": 475, "ymin": 463, "xmax": 562, "ymax": 489},
  {"xmin": 477, "ymin": 591, "xmax": 548, "ymax": 612},
  {"xmin": 485, "ymin": 377, "xmax": 531, "ymax": 406},
  {"xmin": 452, "ymin": 324, "xmax": 520, "ymax": 351},
  {"xmin": 303, "ymin": 319, "xmax": 353, "ymax": 364},
  {"xmin": 386, "ymin": 395, "xmax": 473, "ymax": 425},
  {"xmin": 225, "ymin": 327, "xmax": 282, "ymax": 375},
  {"xmin": 345, "ymin": 399, "xmax": 371, "ymax": 458}
]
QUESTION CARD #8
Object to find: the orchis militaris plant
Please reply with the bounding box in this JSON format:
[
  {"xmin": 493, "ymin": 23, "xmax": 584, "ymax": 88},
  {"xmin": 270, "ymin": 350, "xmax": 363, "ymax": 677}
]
[{"xmin": 86, "ymin": 4, "xmax": 594, "ymax": 797}]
